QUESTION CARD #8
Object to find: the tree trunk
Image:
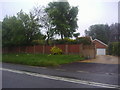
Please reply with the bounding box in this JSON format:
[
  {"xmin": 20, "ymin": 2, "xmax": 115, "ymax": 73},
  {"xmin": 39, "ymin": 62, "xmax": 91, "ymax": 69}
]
[
  {"xmin": 46, "ymin": 32, "xmax": 50, "ymax": 45},
  {"xmin": 61, "ymin": 32, "xmax": 64, "ymax": 40}
]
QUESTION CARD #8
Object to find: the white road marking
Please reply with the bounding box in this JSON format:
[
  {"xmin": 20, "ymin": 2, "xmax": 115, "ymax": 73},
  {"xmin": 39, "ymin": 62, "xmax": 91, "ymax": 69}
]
[
  {"xmin": 0, "ymin": 68, "xmax": 119, "ymax": 89},
  {"xmin": 77, "ymin": 71, "xmax": 120, "ymax": 76},
  {"xmin": 77, "ymin": 71, "xmax": 89, "ymax": 73},
  {"xmin": 55, "ymin": 69, "xmax": 66, "ymax": 71}
]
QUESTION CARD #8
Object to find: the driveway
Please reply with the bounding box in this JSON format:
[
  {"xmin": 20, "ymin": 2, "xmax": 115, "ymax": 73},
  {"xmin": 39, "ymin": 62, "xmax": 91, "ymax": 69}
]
[
  {"xmin": 55, "ymin": 55, "xmax": 119, "ymax": 74},
  {"xmin": 79, "ymin": 55, "xmax": 119, "ymax": 64}
]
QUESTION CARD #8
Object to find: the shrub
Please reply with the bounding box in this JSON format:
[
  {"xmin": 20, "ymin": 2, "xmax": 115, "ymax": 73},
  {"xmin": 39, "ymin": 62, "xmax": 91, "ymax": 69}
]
[
  {"xmin": 50, "ymin": 46, "xmax": 62, "ymax": 55},
  {"xmin": 76, "ymin": 37, "xmax": 92, "ymax": 45},
  {"xmin": 32, "ymin": 40, "xmax": 45, "ymax": 45},
  {"xmin": 51, "ymin": 37, "xmax": 92, "ymax": 45},
  {"xmin": 52, "ymin": 38, "xmax": 77, "ymax": 44},
  {"xmin": 108, "ymin": 42, "xmax": 120, "ymax": 56}
]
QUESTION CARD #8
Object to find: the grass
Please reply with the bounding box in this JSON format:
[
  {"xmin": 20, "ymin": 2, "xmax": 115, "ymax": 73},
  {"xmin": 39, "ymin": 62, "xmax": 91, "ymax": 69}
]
[{"xmin": 2, "ymin": 53, "xmax": 85, "ymax": 67}]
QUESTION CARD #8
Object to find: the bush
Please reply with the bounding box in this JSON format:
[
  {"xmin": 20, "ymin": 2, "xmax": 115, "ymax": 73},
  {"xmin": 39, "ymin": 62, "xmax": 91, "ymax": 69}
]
[
  {"xmin": 108, "ymin": 42, "xmax": 120, "ymax": 56},
  {"xmin": 52, "ymin": 38, "xmax": 77, "ymax": 44},
  {"xmin": 50, "ymin": 46, "xmax": 62, "ymax": 55},
  {"xmin": 50, "ymin": 37, "xmax": 92, "ymax": 45},
  {"xmin": 32, "ymin": 40, "xmax": 45, "ymax": 45},
  {"xmin": 76, "ymin": 37, "xmax": 92, "ymax": 45}
]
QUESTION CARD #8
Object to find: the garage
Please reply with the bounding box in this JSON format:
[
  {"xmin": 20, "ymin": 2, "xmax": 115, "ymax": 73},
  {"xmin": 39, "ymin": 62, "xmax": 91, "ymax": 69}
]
[
  {"xmin": 93, "ymin": 39, "xmax": 108, "ymax": 56},
  {"xmin": 96, "ymin": 48, "xmax": 106, "ymax": 55}
]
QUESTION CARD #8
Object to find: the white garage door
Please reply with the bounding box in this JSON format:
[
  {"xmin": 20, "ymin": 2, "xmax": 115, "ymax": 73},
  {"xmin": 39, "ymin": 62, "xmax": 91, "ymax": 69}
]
[{"xmin": 97, "ymin": 48, "xmax": 106, "ymax": 55}]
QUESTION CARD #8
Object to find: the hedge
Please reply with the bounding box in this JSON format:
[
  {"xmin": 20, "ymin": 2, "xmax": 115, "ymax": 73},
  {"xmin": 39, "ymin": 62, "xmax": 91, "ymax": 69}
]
[
  {"xmin": 108, "ymin": 42, "xmax": 120, "ymax": 56},
  {"xmin": 52, "ymin": 37, "xmax": 92, "ymax": 45}
]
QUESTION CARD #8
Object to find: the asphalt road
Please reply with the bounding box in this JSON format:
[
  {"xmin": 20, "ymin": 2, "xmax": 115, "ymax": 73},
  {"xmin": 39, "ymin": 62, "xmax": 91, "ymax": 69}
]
[
  {"xmin": 3, "ymin": 70, "xmax": 99, "ymax": 88},
  {"xmin": 1, "ymin": 63, "xmax": 120, "ymax": 88}
]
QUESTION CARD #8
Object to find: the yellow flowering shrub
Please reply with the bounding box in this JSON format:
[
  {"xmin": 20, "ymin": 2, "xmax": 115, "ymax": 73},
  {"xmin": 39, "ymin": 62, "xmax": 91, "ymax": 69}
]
[{"xmin": 50, "ymin": 46, "xmax": 62, "ymax": 55}]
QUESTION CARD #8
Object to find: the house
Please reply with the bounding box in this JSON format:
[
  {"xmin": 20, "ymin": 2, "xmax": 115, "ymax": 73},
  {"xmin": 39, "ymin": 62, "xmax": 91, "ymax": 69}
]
[{"xmin": 93, "ymin": 39, "xmax": 108, "ymax": 55}]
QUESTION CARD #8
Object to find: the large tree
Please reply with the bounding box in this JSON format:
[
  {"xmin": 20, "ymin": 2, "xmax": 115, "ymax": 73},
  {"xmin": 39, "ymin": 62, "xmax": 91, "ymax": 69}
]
[
  {"xmin": 2, "ymin": 10, "xmax": 43, "ymax": 47},
  {"xmin": 46, "ymin": 1, "xmax": 78, "ymax": 39},
  {"xmin": 85, "ymin": 24, "xmax": 110, "ymax": 44},
  {"xmin": 109, "ymin": 23, "xmax": 120, "ymax": 42},
  {"xmin": 17, "ymin": 10, "xmax": 43, "ymax": 45},
  {"xmin": 31, "ymin": 6, "xmax": 54, "ymax": 45},
  {"xmin": 2, "ymin": 15, "xmax": 25, "ymax": 47}
]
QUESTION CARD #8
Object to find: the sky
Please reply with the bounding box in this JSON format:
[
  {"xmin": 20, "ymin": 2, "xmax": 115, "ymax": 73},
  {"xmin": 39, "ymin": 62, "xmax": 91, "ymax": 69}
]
[{"xmin": 0, "ymin": 0, "xmax": 119, "ymax": 36}]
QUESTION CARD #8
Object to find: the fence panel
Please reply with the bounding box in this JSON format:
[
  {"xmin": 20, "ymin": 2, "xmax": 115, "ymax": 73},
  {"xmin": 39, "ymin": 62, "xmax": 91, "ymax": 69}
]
[
  {"xmin": 68, "ymin": 44, "xmax": 80, "ymax": 54},
  {"xmin": 56, "ymin": 44, "xmax": 66, "ymax": 53},
  {"xmin": 26, "ymin": 46, "xmax": 34, "ymax": 53},
  {"xmin": 20, "ymin": 46, "xmax": 26, "ymax": 53},
  {"xmin": 2, "ymin": 44, "xmax": 96, "ymax": 59},
  {"xmin": 35, "ymin": 45, "xmax": 43, "ymax": 53},
  {"xmin": 44, "ymin": 45, "xmax": 53, "ymax": 54}
]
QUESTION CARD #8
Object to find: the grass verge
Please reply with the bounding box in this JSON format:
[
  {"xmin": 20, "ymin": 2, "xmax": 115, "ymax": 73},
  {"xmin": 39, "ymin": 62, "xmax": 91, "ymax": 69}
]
[{"xmin": 2, "ymin": 53, "xmax": 84, "ymax": 67}]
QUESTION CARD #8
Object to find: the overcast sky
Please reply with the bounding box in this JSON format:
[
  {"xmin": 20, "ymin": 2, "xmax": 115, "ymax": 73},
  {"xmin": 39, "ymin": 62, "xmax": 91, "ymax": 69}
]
[{"xmin": 0, "ymin": 0, "xmax": 119, "ymax": 36}]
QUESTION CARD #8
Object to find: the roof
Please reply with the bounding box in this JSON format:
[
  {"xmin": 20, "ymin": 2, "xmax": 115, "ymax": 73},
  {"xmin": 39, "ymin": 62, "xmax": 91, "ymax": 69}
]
[{"xmin": 93, "ymin": 39, "xmax": 108, "ymax": 48}]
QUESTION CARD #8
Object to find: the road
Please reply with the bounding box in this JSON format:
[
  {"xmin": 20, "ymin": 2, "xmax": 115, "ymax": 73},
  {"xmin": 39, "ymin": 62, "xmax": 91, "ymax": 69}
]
[{"xmin": 1, "ymin": 62, "xmax": 119, "ymax": 88}]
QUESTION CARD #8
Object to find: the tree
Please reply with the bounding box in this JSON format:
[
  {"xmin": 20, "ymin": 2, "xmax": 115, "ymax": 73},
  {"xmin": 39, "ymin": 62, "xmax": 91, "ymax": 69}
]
[
  {"xmin": 46, "ymin": 1, "xmax": 78, "ymax": 39},
  {"xmin": 109, "ymin": 23, "xmax": 120, "ymax": 42},
  {"xmin": 85, "ymin": 24, "xmax": 110, "ymax": 44},
  {"xmin": 73, "ymin": 33, "xmax": 80, "ymax": 39},
  {"xmin": 31, "ymin": 6, "xmax": 54, "ymax": 45},
  {"xmin": 2, "ymin": 10, "xmax": 44, "ymax": 47},
  {"xmin": 2, "ymin": 15, "xmax": 25, "ymax": 47},
  {"xmin": 17, "ymin": 10, "xmax": 43, "ymax": 45},
  {"xmin": 0, "ymin": 21, "xmax": 2, "ymax": 47}
]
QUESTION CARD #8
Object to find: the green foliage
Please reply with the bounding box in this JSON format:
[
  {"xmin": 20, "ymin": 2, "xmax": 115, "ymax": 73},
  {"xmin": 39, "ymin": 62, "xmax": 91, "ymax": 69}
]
[
  {"xmin": 32, "ymin": 40, "xmax": 45, "ymax": 45},
  {"xmin": 17, "ymin": 10, "xmax": 42, "ymax": 45},
  {"xmin": 0, "ymin": 21, "xmax": 1, "ymax": 47},
  {"xmin": 76, "ymin": 37, "xmax": 92, "ymax": 45},
  {"xmin": 50, "ymin": 46, "xmax": 62, "ymax": 55},
  {"xmin": 52, "ymin": 37, "xmax": 92, "ymax": 45},
  {"xmin": 32, "ymin": 6, "xmax": 54, "ymax": 45},
  {"xmin": 108, "ymin": 42, "xmax": 120, "ymax": 56},
  {"xmin": 46, "ymin": 2, "xmax": 78, "ymax": 39},
  {"xmin": 53, "ymin": 38, "xmax": 76, "ymax": 44},
  {"xmin": 3, "ymin": 53, "xmax": 84, "ymax": 66},
  {"xmin": 73, "ymin": 33, "xmax": 80, "ymax": 38},
  {"xmin": 85, "ymin": 24, "xmax": 110, "ymax": 44},
  {"xmin": 2, "ymin": 15, "xmax": 25, "ymax": 47},
  {"xmin": 2, "ymin": 10, "xmax": 44, "ymax": 47}
]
